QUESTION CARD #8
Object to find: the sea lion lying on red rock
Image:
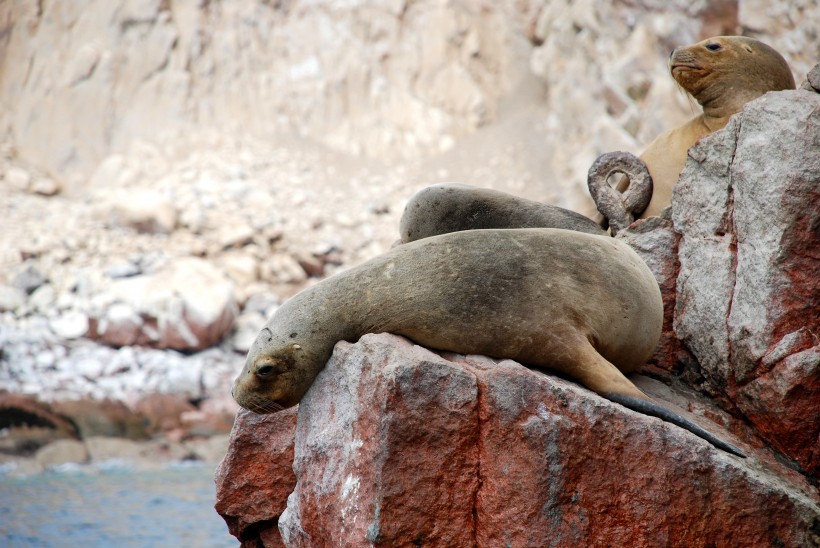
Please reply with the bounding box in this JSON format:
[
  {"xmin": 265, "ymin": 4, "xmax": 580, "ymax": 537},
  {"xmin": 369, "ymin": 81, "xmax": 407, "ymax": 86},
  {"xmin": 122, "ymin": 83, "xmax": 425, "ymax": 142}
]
[{"xmin": 233, "ymin": 228, "xmax": 744, "ymax": 456}]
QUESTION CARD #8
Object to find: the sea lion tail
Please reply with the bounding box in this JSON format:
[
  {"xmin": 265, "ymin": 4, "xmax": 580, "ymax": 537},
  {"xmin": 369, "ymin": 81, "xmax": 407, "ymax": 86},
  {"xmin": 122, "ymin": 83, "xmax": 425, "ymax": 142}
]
[{"xmin": 604, "ymin": 392, "xmax": 746, "ymax": 458}]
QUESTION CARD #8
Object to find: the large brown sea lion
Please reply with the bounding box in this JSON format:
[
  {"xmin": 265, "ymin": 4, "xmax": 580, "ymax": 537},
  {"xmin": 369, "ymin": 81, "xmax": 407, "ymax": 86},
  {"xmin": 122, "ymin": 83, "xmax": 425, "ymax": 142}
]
[
  {"xmin": 622, "ymin": 35, "xmax": 795, "ymax": 219},
  {"xmin": 233, "ymin": 228, "xmax": 744, "ymax": 456}
]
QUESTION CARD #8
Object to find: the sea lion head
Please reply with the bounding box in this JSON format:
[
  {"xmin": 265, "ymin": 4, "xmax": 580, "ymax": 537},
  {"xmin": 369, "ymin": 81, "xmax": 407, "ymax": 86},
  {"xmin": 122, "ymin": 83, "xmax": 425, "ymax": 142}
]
[
  {"xmin": 232, "ymin": 326, "xmax": 318, "ymax": 414},
  {"xmin": 669, "ymin": 36, "xmax": 795, "ymax": 118}
]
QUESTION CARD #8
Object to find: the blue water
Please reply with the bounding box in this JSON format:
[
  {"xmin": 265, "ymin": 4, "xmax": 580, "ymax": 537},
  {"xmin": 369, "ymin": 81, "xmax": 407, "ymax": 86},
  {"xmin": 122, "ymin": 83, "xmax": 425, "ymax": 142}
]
[{"xmin": 0, "ymin": 463, "xmax": 236, "ymax": 547}]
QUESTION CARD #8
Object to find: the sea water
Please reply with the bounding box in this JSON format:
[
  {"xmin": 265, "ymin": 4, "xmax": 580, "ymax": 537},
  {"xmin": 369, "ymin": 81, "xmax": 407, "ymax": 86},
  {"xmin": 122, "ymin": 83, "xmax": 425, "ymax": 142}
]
[{"xmin": 0, "ymin": 462, "xmax": 236, "ymax": 547}]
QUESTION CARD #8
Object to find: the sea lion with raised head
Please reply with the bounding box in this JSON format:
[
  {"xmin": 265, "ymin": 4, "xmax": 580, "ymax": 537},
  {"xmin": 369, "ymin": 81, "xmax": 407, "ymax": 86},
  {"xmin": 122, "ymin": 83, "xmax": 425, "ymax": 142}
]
[
  {"xmin": 399, "ymin": 183, "xmax": 606, "ymax": 243},
  {"xmin": 233, "ymin": 228, "xmax": 744, "ymax": 456},
  {"xmin": 614, "ymin": 35, "xmax": 795, "ymax": 220}
]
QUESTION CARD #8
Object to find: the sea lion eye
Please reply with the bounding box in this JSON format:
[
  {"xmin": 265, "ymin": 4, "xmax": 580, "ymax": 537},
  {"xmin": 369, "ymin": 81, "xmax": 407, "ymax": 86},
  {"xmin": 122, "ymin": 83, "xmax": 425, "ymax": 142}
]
[
  {"xmin": 256, "ymin": 364, "xmax": 275, "ymax": 377},
  {"xmin": 705, "ymin": 43, "xmax": 722, "ymax": 51},
  {"xmin": 254, "ymin": 357, "xmax": 289, "ymax": 378}
]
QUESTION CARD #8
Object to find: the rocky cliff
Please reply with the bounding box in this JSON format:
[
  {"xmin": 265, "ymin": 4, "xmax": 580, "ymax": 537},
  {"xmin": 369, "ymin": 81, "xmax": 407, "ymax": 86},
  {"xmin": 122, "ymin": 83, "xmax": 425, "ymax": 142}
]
[
  {"xmin": 215, "ymin": 78, "xmax": 820, "ymax": 545},
  {"xmin": 1, "ymin": 1, "xmax": 816, "ymax": 406},
  {"xmin": 0, "ymin": 0, "xmax": 817, "ymax": 531},
  {"xmin": 0, "ymin": 1, "xmax": 816, "ymax": 201}
]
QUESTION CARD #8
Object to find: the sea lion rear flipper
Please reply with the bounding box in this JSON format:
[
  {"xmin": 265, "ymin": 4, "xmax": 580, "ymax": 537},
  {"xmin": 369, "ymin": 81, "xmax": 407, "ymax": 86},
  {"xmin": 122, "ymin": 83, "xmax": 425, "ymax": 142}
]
[
  {"xmin": 601, "ymin": 392, "xmax": 746, "ymax": 458},
  {"xmin": 558, "ymin": 341, "xmax": 746, "ymax": 458}
]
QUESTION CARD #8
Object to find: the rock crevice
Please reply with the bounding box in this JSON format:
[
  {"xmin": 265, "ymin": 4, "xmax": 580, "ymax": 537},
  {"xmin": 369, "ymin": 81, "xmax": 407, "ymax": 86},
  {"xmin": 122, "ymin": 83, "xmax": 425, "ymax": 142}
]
[{"xmin": 673, "ymin": 87, "xmax": 820, "ymax": 476}]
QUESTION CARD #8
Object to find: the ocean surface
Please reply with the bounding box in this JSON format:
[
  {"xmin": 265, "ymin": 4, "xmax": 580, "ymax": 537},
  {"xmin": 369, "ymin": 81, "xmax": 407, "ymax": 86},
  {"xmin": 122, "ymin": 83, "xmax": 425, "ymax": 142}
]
[{"xmin": 0, "ymin": 462, "xmax": 236, "ymax": 547}]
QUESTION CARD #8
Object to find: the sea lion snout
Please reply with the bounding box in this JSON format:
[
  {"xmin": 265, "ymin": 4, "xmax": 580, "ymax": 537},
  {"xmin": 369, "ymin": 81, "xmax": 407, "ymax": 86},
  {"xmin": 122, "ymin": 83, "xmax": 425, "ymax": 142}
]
[
  {"xmin": 232, "ymin": 334, "xmax": 316, "ymax": 414},
  {"xmin": 232, "ymin": 361, "xmax": 289, "ymax": 414},
  {"xmin": 669, "ymin": 48, "xmax": 703, "ymax": 79}
]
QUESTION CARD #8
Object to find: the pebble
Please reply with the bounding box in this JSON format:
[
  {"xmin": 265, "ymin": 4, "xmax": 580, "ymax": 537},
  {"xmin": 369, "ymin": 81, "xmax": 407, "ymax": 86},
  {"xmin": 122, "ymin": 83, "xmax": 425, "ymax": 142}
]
[
  {"xmin": 0, "ymin": 285, "xmax": 25, "ymax": 312},
  {"xmin": 12, "ymin": 264, "xmax": 47, "ymax": 295},
  {"xmin": 230, "ymin": 312, "xmax": 267, "ymax": 353},
  {"xmin": 49, "ymin": 311, "xmax": 89, "ymax": 339},
  {"xmin": 218, "ymin": 224, "xmax": 255, "ymax": 249},
  {"xmin": 30, "ymin": 177, "xmax": 61, "ymax": 196},
  {"xmin": 106, "ymin": 261, "xmax": 142, "ymax": 279},
  {"xmin": 75, "ymin": 358, "xmax": 105, "ymax": 379},
  {"xmin": 28, "ymin": 284, "xmax": 56, "ymax": 313},
  {"xmin": 6, "ymin": 166, "xmax": 31, "ymax": 191}
]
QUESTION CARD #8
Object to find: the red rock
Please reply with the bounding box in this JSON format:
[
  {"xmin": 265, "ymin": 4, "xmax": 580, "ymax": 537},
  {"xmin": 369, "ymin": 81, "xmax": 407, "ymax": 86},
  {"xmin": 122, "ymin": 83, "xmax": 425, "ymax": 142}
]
[
  {"xmin": 737, "ymin": 345, "xmax": 820, "ymax": 476},
  {"xmin": 617, "ymin": 215, "xmax": 696, "ymax": 378},
  {"xmin": 673, "ymin": 89, "xmax": 820, "ymax": 476},
  {"xmin": 214, "ymin": 406, "xmax": 297, "ymax": 545},
  {"xmin": 458, "ymin": 352, "xmax": 817, "ymax": 546},
  {"xmin": 218, "ymin": 334, "xmax": 820, "ymax": 546},
  {"xmin": 279, "ymin": 335, "xmax": 479, "ymax": 546}
]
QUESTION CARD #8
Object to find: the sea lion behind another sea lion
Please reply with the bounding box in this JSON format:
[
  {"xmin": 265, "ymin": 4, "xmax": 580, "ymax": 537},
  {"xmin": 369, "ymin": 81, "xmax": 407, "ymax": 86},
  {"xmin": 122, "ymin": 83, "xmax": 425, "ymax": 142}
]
[
  {"xmin": 399, "ymin": 183, "xmax": 606, "ymax": 244},
  {"xmin": 233, "ymin": 228, "xmax": 744, "ymax": 456},
  {"xmin": 618, "ymin": 36, "xmax": 795, "ymax": 219}
]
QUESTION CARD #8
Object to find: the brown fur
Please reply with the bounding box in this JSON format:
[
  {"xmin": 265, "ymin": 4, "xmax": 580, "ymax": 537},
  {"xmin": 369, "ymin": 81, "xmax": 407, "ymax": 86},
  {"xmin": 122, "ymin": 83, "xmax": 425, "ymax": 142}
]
[
  {"xmin": 234, "ymin": 228, "xmax": 659, "ymax": 411},
  {"xmin": 399, "ymin": 183, "xmax": 606, "ymax": 243},
  {"xmin": 233, "ymin": 228, "xmax": 744, "ymax": 455},
  {"xmin": 632, "ymin": 36, "xmax": 795, "ymax": 218}
]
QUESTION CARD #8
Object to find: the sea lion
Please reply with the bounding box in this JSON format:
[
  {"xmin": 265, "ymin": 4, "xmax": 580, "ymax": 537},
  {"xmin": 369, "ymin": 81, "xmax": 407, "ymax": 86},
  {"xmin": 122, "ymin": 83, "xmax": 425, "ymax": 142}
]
[
  {"xmin": 399, "ymin": 183, "xmax": 606, "ymax": 243},
  {"xmin": 623, "ymin": 35, "xmax": 795, "ymax": 219},
  {"xmin": 233, "ymin": 228, "xmax": 744, "ymax": 456}
]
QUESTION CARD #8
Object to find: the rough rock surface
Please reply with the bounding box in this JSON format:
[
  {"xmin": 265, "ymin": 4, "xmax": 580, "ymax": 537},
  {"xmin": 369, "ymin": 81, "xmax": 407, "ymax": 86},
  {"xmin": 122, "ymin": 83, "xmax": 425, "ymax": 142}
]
[
  {"xmin": 215, "ymin": 406, "xmax": 298, "ymax": 547},
  {"xmin": 673, "ymin": 88, "xmax": 820, "ymax": 476},
  {"xmin": 615, "ymin": 213, "xmax": 698, "ymax": 379},
  {"xmin": 217, "ymin": 334, "xmax": 820, "ymax": 547}
]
